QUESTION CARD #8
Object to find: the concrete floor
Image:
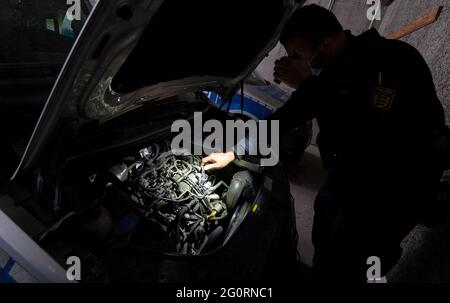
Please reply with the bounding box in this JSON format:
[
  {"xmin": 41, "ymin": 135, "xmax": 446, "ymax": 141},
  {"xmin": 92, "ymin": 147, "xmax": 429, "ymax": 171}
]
[{"xmin": 290, "ymin": 145, "xmax": 326, "ymax": 267}]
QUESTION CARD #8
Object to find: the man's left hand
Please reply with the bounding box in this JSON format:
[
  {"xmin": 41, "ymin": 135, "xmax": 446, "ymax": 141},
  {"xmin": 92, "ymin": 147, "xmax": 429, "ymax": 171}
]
[{"xmin": 274, "ymin": 56, "xmax": 311, "ymax": 89}]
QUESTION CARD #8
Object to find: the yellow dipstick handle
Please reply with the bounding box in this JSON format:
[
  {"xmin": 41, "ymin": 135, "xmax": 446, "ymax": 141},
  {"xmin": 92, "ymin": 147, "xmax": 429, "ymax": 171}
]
[{"xmin": 207, "ymin": 210, "xmax": 218, "ymax": 220}]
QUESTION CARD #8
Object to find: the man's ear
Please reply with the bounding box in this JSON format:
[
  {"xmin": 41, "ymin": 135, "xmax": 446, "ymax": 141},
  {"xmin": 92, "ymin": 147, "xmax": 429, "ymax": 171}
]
[
  {"xmin": 319, "ymin": 39, "xmax": 330, "ymax": 51},
  {"xmin": 317, "ymin": 39, "xmax": 333, "ymax": 58}
]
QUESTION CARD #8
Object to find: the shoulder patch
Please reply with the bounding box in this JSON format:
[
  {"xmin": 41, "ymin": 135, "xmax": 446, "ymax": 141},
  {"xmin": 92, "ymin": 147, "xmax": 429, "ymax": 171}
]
[{"xmin": 372, "ymin": 86, "xmax": 396, "ymax": 110}]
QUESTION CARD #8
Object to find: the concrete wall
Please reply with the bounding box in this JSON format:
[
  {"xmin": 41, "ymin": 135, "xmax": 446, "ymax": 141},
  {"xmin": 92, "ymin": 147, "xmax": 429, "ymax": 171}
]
[{"xmin": 379, "ymin": 0, "xmax": 450, "ymax": 125}]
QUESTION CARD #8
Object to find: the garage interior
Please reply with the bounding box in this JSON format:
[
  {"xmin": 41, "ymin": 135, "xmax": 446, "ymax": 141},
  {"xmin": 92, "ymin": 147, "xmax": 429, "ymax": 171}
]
[
  {"xmin": 0, "ymin": 0, "xmax": 449, "ymax": 284},
  {"xmin": 290, "ymin": 0, "xmax": 450, "ymax": 282}
]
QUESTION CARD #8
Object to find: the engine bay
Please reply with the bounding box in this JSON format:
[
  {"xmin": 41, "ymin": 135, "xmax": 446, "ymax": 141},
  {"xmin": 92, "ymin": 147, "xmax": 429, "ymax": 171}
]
[
  {"xmin": 39, "ymin": 138, "xmax": 259, "ymax": 270},
  {"xmin": 104, "ymin": 141, "xmax": 231, "ymax": 255}
]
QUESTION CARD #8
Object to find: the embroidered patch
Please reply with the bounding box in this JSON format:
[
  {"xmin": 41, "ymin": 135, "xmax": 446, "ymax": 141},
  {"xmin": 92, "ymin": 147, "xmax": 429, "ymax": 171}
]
[{"xmin": 372, "ymin": 86, "xmax": 396, "ymax": 110}]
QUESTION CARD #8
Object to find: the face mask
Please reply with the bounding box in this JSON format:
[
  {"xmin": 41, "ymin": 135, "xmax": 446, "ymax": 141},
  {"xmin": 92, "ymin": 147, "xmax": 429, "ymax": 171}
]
[
  {"xmin": 310, "ymin": 66, "xmax": 323, "ymax": 76},
  {"xmin": 307, "ymin": 47, "xmax": 324, "ymax": 76}
]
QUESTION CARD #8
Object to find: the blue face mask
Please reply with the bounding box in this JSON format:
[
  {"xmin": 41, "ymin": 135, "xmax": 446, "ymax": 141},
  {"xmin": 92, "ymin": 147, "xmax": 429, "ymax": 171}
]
[
  {"xmin": 310, "ymin": 66, "xmax": 323, "ymax": 76},
  {"xmin": 307, "ymin": 48, "xmax": 324, "ymax": 76}
]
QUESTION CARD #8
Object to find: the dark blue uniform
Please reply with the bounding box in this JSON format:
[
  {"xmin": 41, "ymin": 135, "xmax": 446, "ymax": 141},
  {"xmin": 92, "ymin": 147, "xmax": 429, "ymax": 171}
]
[{"xmin": 270, "ymin": 29, "xmax": 446, "ymax": 281}]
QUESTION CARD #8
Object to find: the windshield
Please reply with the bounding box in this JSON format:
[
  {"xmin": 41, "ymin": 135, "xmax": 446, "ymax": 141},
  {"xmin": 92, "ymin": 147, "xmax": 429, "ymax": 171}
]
[{"xmin": 0, "ymin": 0, "xmax": 95, "ymax": 174}]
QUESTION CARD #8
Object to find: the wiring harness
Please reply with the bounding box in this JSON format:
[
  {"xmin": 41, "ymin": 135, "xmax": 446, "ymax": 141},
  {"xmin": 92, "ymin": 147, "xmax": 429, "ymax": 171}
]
[{"xmin": 108, "ymin": 142, "xmax": 229, "ymax": 255}]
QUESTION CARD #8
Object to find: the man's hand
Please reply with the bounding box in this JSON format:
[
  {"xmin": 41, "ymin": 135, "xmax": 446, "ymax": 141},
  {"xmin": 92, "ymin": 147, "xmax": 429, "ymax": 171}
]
[
  {"xmin": 274, "ymin": 56, "xmax": 311, "ymax": 89},
  {"xmin": 201, "ymin": 151, "xmax": 235, "ymax": 171}
]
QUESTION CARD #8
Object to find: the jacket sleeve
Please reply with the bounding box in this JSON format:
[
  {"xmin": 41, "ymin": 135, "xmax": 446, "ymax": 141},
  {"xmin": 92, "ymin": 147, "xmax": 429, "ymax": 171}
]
[
  {"xmin": 267, "ymin": 75, "xmax": 320, "ymax": 137},
  {"xmin": 231, "ymin": 76, "xmax": 320, "ymax": 164}
]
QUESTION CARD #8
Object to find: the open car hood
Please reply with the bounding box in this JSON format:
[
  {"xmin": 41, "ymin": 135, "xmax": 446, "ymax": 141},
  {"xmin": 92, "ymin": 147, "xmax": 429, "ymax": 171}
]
[{"xmin": 13, "ymin": 0, "xmax": 299, "ymax": 178}]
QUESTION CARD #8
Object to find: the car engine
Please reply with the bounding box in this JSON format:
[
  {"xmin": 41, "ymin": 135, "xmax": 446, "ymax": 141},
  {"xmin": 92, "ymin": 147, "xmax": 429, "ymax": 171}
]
[{"xmin": 103, "ymin": 141, "xmax": 230, "ymax": 255}]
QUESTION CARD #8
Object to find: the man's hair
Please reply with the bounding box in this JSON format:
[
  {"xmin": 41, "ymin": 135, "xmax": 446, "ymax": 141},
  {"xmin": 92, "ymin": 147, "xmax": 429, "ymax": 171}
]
[{"xmin": 280, "ymin": 4, "xmax": 343, "ymax": 46}]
